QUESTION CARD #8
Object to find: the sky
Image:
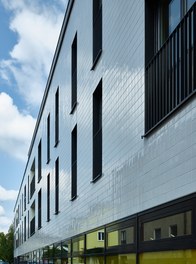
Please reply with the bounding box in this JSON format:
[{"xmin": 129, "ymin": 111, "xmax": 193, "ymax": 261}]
[{"xmin": 0, "ymin": 0, "xmax": 67, "ymax": 234}]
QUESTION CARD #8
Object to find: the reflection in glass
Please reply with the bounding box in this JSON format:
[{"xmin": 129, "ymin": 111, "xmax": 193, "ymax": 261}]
[
  {"xmin": 140, "ymin": 250, "xmax": 196, "ymax": 264},
  {"xmin": 187, "ymin": 0, "xmax": 196, "ymax": 10},
  {"xmin": 142, "ymin": 211, "xmax": 192, "ymax": 241},
  {"xmin": 72, "ymin": 236, "xmax": 84, "ymax": 255},
  {"xmin": 86, "ymin": 256, "xmax": 104, "ymax": 264},
  {"xmin": 107, "ymin": 226, "xmax": 134, "ymax": 247},
  {"xmin": 72, "ymin": 257, "xmax": 85, "ymax": 264},
  {"xmin": 107, "ymin": 254, "xmax": 136, "ymax": 264},
  {"xmin": 86, "ymin": 229, "xmax": 104, "ymax": 254},
  {"xmin": 169, "ymin": 0, "xmax": 181, "ymax": 33}
]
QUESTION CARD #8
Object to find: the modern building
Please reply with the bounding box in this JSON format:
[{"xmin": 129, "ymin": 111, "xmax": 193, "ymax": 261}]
[{"xmin": 14, "ymin": 0, "xmax": 196, "ymax": 263}]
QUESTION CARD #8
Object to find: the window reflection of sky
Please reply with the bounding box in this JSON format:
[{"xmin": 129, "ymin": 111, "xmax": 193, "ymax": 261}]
[
  {"xmin": 187, "ymin": 0, "xmax": 196, "ymax": 10},
  {"xmin": 169, "ymin": 0, "xmax": 180, "ymax": 34}
]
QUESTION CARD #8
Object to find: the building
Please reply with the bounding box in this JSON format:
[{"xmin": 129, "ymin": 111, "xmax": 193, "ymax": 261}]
[{"xmin": 14, "ymin": 0, "xmax": 196, "ymax": 263}]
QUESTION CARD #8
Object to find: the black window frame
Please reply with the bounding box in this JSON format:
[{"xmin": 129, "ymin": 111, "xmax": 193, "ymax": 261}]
[
  {"xmin": 55, "ymin": 87, "xmax": 59, "ymax": 147},
  {"xmin": 70, "ymin": 33, "xmax": 77, "ymax": 114},
  {"xmin": 47, "ymin": 114, "xmax": 50, "ymax": 163},
  {"xmin": 55, "ymin": 157, "xmax": 59, "ymax": 214},
  {"xmin": 92, "ymin": 79, "xmax": 102, "ymax": 182},
  {"xmin": 38, "ymin": 140, "xmax": 42, "ymax": 182},
  {"xmin": 92, "ymin": 0, "xmax": 102, "ymax": 69},
  {"xmin": 38, "ymin": 189, "xmax": 42, "ymax": 230},
  {"xmin": 47, "ymin": 173, "xmax": 50, "ymax": 222},
  {"xmin": 71, "ymin": 125, "xmax": 77, "ymax": 200},
  {"xmin": 24, "ymin": 185, "xmax": 26, "ymax": 211},
  {"xmin": 24, "ymin": 216, "xmax": 26, "ymax": 242}
]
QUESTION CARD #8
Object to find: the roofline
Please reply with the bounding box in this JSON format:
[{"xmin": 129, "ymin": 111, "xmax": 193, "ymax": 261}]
[{"xmin": 14, "ymin": 0, "xmax": 75, "ymax": 212}]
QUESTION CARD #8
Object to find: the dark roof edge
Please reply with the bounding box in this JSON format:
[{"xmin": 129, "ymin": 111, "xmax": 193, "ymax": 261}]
[{"xmin": 14, "ymin": 0, "xmax": 74, "ymax": 212}]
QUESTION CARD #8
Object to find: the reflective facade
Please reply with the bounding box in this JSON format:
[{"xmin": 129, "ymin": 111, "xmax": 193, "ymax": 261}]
[{"xmin": 14, "ymin": 0, "xmax": 196, "ymax": 263}]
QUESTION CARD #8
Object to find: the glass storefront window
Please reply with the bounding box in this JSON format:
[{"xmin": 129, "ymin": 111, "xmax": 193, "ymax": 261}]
[
  {"xmin": 72, "ymin": 257, "xmax": 84, "ymax": 264},
  {"xmin": 33, "ymin": 251, "xmax": 37, "ymax": 264},
  {"xmin": 107, "ymin": 226, "xmax": 134, "ymax": 247},
  {"xmin": 86, "ymin": 256, "xmax": 104, "ymax": 264},
  {"xmin": 72, "ymin": 236, "xmax": 84, "ymax": 255},
  {"xmin": 86, "ymin": 229, "xmax": 105, "ymax": 254},
  {"xmin": 107, "ymin": 254, "xmax": 136, "ymax": 264},
  {"xmin": 140, "ymin": 250, "xmax": 196, "ymax": 264},
  {"xmin": 54, "ymin": 243, "xmax": 61, "ymax": 259},
  {"xmin": 142, "ymin": 210, "xmax": 192, "ymax": 241},
  {"xmin": 36, "ymin": 250, "xmax": 40, "ymax": 264},
  {"xmin": 43, "ymin": 246, "xmax": 49, "ymax": 264}
]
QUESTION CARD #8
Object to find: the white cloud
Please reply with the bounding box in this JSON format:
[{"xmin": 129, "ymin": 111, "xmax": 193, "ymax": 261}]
[
  {"xmin": 0, "ymin": 205, "xmax": 5, "ymax": 216},
  {"xmin": 0, "ymin": 185, "xmax": 18, "ymax": 201},
  {"xmin": 0, "ymin": 0, "xmax": 66, "ymax": 108},
  {"xmin": 0, "ymin": 92, "xmax": 36, "ymax": 161},
  {"xmin": 0, "ymin": 215, "xmax": 12, "ymax": 233}
]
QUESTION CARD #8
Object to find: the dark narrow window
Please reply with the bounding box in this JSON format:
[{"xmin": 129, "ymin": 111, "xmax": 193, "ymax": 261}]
[
  {"xmin": 38, "ymin": 140, "xmax": 42, "ymax": 182},
  {"xmin": 22, "ymin": 194, "xmax": 23, "ymax": 216},
  {"xmin": 71, "ymin": 125, "xmax": 77, "ymax": 200},
  {"xmin": 30, "ymin": 160, "xmax": 35, "ymax": 198},
  {"xmin": 154, "ymin": 228, "xmax": 161, "ymax": 240},
  {"xmin": 28, "ymin": 210, "xmax": 29, "ymax": 238},
  {"xmin": 71, "ymin": 34, "xmax": 77, "ymax": 113},
  {"xmin": 55, "ymin": 157, "xmax": 59, "ymax": 214},
  {"xmin": 47, "ymin": 174, "xmax": 50, "ymax": 221},
  {"xmin": 22, "ymin": 221, "xmax": 23, "ymax": 244},
  {"xmin": 92, "ymin": 0, "xmax": 102, "ymax": 67},
  {"xmin": 28, "ymin": 175, "xmax": 29, "ymax": 204},
  {"xmin": 24, "ymin": 216, "xmax": 26, "ymax": 242},
  {"xmin": 93, "ymin": 80, "xmax": 102, "ymax": 181},
  {"xmin": 38, "ymin": 189, "xmax": 42, "ymax": 229},
  {"xmin": 47, "ymin": 114, "xmax": 50, "ymax": 163},
  {"xmin": 55, "ymin": 88, "xmax": 59, "ymax": 146},
  {"xmin": 24, "ymin": 185, "xmax": 26, "ymax": 211}
]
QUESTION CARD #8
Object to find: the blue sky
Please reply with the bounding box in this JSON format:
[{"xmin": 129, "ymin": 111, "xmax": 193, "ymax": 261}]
[{"xmin": 0, "ymin": 0, "xmax": 67, "ymax": 233}]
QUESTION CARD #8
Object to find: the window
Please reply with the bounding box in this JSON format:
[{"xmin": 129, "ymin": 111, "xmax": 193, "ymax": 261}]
[
  {"xmin": 55, "ymin": 88, "xmax": 59, "ymax": 146},
  {"xmin": 28, "ymin": 210, "xmax": 29, "ymax": 238},
  {"xmin": 47, "ymin": 173, "xmax": 50, "ymax": 221},
  {"xmin": 72, "ymin": 236, "xmax": 85, "ymax": 255},
  {"xmin": 55, "ymin": 157, "xmax": 59, "ymax": 214},
  {"xmin": 28, "ymin": 175, "xmax": 29, "ymax": 204},
  {"xmin": 93, "ymin": 80, "xmax": 102, "ymax": 181},
  {"xmin": 30, "ymin": 201, "xmax": 35, "ymax": 236},
  {"xmin": 71, "ymin": 33, "xmax": 77, "ymax": 113},
  {"xmin": 38, "ymin": 189, "xmax": 42, "ymax": 229},
  {"xmin": 30, "ymin": 160, "xmax": 35, "ymax": 198},
  {"xmin": 187, "ymin": 0, "xmax": 196, "ymax": 9},
  {"xmin": 24, "ymin": 185, "xmax": 26, "ymax": 211},
  {"xmin": 169, "ymin": 224, "xmax": 178, "ymax": 237},
  {"xmin": 98, "ymin": 231, "xmax": 104, "ymax": 241},
  {"xmin": 71, "ymin": 125, "xmax": 77, "ymax": 200},
  {"xmin": 22, "ymin": 194, "xmax": 23, "ymax": 216},
  {"xmin": 47, "ymin": 114, "xmax": 50, "ymax": 163},
  {"xmin": 145, "ymin": 0, "xmax": 196, "ymax": 134},
  {"xmin": 92, "ymin": 0, "xmax": 102, "ymax": 67},
  {"xmin": 106, "ymin": 254, "xmax": 136, "ymax": 264},
  {"xmin": 121, "ymin": 230, "xmax": 127, "ymax": 245},
  {"xmin": 169, "ymin": 0, "xmax": 181, "ymax": 33},
  {"xmin": 107, "ymin": 226, "xmax": 134, "ymax": 248},
  {"xmin": 38, "ymin": 140, "xmax": 42, "ymax": 182},
  {"xmin": 154, "ymin": 228, "xmax": 161, "ymax": 240},
  {"xmin": 24, "ymin": 216, "xmax": 26, "ymax": 242},
  {"xmin": 142, "ymin": 211, "xmax": 192, "ymax": 241}
]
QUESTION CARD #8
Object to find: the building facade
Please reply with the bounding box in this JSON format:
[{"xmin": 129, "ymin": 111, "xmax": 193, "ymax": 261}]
[{"xmin": 14, "ymin": 0, "xmax": 196, "ymax": 263}]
